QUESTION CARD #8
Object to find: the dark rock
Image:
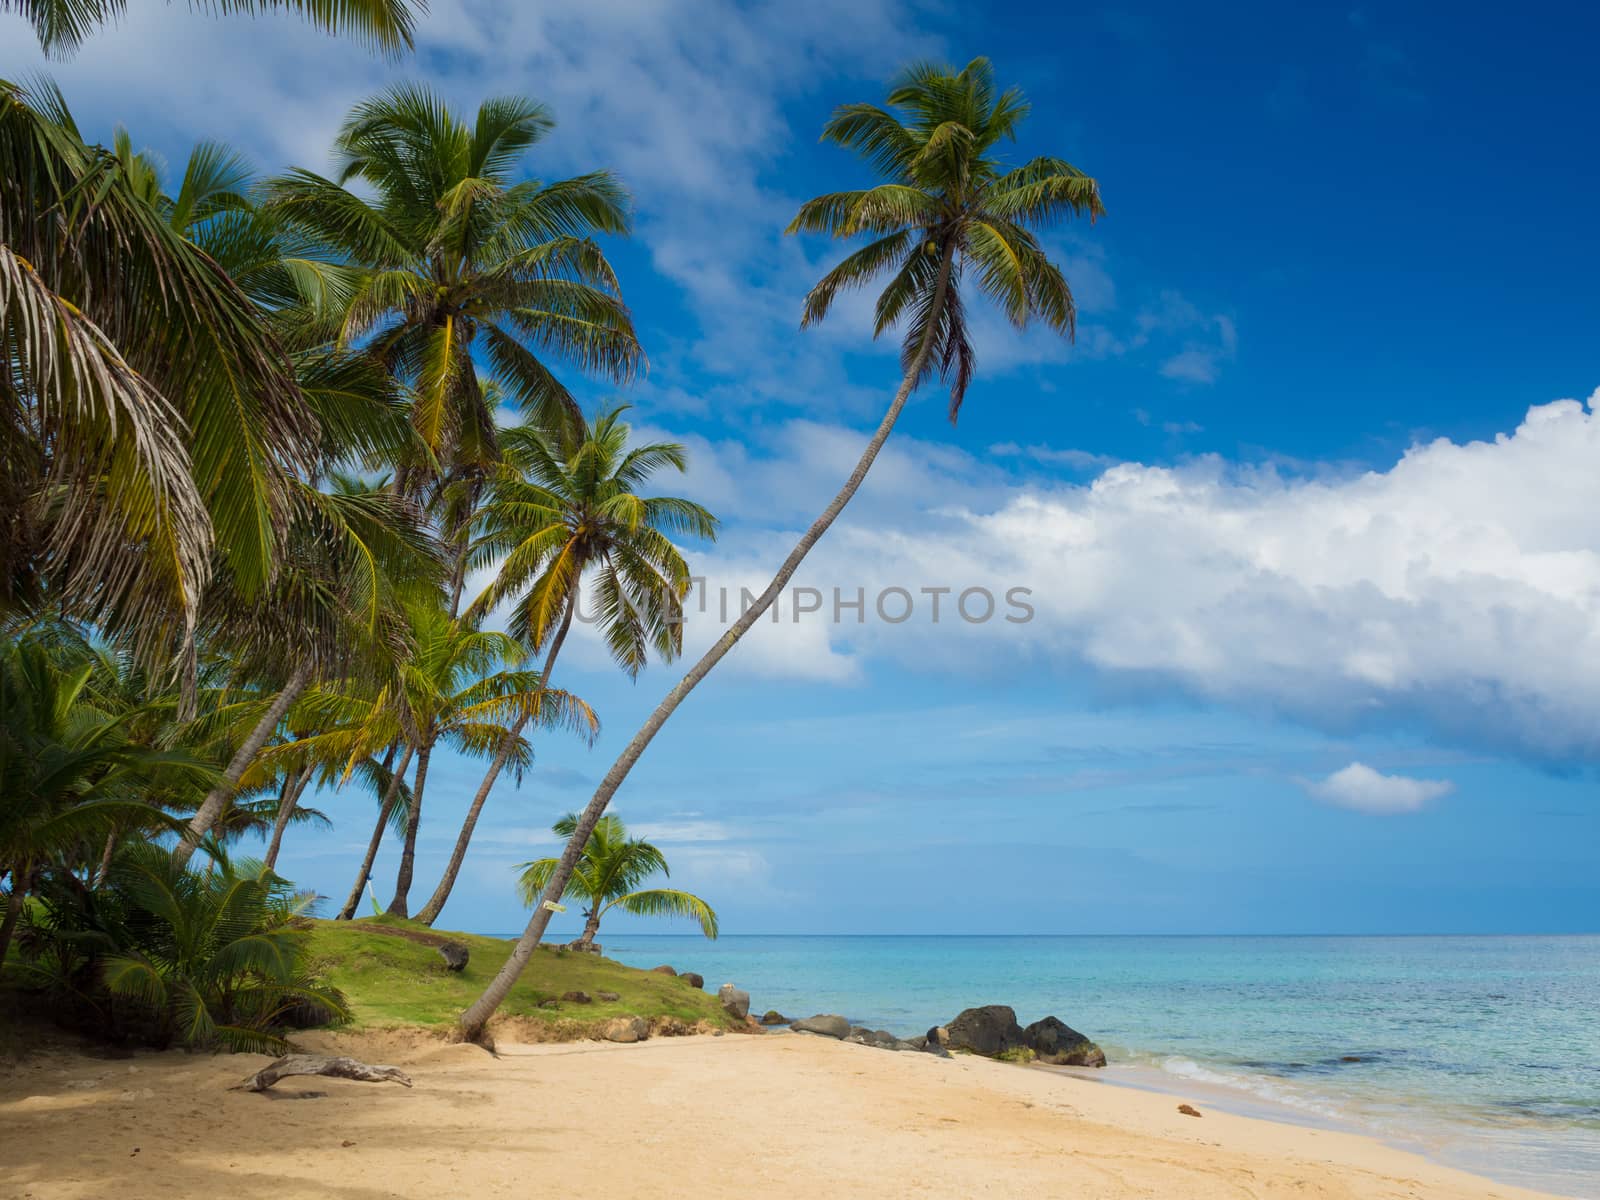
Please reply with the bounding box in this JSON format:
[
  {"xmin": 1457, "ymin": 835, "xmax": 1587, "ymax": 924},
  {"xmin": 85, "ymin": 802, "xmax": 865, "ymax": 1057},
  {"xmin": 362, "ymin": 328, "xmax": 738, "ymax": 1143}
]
[
  {"xmin": 1024, "ymin": 1016, "xmax": 1107, "ymax": 1068},
  {"xmin": 945, "ymin": 1005, "xmax": 1026, "ymax": 1057},
  {"xmin": 436, "ymin": 941, "xmax": 470, "ymax": 972},
  {"xmin": 1177, "ymin": 1103, "xmax": 1202, "ymax": 1118},
  {"xmin": 791, "ymin": 1014, "xmax": 851, "ymax": 1039},
  {"xmin": 538, "ymin": 999, "xmax": 560, "ymax": 1010},
  {"xmin": 597, "ymin": 991, "xmax": 622, "ymax": 1002},
  {"xmin": 561, "ymin": 990, "xmax": 592, "ymax": 1004},
  {"xmin": 680, "ymin": 972, "xmax": 704, "ymax": 990},
  {"xmin": 844, "ymin": 1026, "xmax": 908, "ymax": 1051},
  {"xmin": 566, "ymin": 940, "xmax": 600, "ymax": 954},
  {"xmin": 759, "ymin": 1010, "xmax": 792, "ymax": 1026},
  {"xmin": 650, "ymin": 965, "xmax": 677, "ymax": 976},
  {"xmin": 717, "ymin": 983, "xmax": 750, "ymax": 1020},
  {"xmin": 906, "ymin": 1035, "xmax": 928, "ymax": 1050},
  {"xmin": 922, "ymin": 1043, "xmax": 953, "ymax": 1059}
]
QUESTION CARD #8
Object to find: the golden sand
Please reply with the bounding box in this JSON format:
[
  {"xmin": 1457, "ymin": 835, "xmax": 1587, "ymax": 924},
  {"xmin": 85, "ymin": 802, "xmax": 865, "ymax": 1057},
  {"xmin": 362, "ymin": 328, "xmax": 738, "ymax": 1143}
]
[{"xmin": 0, "ymin": 1029, "xmax": 1563, "ymax": 1199}]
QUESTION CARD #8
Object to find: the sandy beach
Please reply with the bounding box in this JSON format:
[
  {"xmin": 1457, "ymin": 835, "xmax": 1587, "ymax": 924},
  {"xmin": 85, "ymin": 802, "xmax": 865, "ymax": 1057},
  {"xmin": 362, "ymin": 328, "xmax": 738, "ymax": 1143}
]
[{"xmin": 0, "ymin": 1030, "xmax": 1567, "ymax": 1200}]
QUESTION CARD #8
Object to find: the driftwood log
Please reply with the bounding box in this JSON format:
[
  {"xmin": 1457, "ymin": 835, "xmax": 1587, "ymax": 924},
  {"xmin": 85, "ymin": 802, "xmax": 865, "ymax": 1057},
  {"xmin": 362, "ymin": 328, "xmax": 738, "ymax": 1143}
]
[{"xmin": 233, "ymin": 1054, "xmax": 414, "ymax": 1093}]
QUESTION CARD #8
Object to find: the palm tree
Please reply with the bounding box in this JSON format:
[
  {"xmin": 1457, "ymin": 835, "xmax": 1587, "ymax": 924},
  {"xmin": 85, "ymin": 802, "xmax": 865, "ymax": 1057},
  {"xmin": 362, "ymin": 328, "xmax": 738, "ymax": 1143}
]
[
  {"xmin": 5, "ymin": 0, "xmax": 422, "ymax": 58},
  {"xmin": 266, "ymin": 84, "xmax": 644, "ymax": 490},
  {"xmin": 0, "ymin": 636, "xmax": 198, "ymax": 961},
  {"xmin": 1, "ymin": 81, "xmax": 315, "ymax": 660},
  {"xmin": 459, "ymin": 56, "xmax": 1104, "ymax": 1039},
  {"xmin": 286, "ymin": 598, "xmax": 597, "ymax": 917},
  {"xmin": 333, "ymin": 740, "xmax": 413, "ymax": 920},
  {"xmin": 97, "ymin": 846, "xmax": 349, "ymax": 1052},
  {"xmin": 517, "ymin": 814, "xmax": 717, "ymax": 949},
  {"xmin": 169, "ymin": 480, "xmax": 442, "ymax": 868},
  {"xmin": 412, "ymin": 408, "xmax": 716, "ymax": 926},
  {"xmin": 255, "ymin": 746, "xmax": 399, "ymax": 873}
]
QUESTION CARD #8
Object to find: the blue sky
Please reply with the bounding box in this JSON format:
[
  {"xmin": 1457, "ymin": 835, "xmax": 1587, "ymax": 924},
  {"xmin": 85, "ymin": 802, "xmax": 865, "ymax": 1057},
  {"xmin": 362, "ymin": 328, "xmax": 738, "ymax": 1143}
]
[{"xmin": 5, "ymin": 0, "xmax": 1597, "ymax": 935}]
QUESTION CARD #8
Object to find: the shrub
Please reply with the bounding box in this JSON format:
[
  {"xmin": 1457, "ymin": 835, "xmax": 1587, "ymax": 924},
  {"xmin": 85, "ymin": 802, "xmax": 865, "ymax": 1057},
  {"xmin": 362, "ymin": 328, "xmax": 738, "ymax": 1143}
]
[{"xmin": 17, "ymin": 846, "xmax": 347, "ymax": 1051}]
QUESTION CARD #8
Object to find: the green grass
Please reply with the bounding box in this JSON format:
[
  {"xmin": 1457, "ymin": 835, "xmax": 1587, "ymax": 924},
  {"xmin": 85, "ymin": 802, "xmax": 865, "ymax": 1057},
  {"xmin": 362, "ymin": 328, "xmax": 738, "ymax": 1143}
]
[{"xmin": 307, "ymin": 917, "xmax": 737, "ymax": 1033}]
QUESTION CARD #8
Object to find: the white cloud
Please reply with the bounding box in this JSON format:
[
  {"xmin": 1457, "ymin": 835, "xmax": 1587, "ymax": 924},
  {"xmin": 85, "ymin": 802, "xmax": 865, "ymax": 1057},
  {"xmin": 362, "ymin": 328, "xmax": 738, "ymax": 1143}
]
[
  {"xmin": 657, "ymin": 390, "xmax": 1600, "ymax": 763},
  {"xmin": 1303, "ymin": 762, "xmax": 1454, "ymax": 814},
  {"xmin": 629, "ymin": 819, "xmax": 739, "ymax": 843},
  {"xmin": 1160, "ymin": 349, "xmax": 1223, "ymax": 384}
]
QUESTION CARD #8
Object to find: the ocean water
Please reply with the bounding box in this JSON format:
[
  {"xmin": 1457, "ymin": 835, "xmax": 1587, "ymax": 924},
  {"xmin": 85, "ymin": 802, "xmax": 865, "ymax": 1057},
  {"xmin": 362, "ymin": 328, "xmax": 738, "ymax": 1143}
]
[{"xmin": 594, "ymin": 934, "xmax": 1600, "ymax": 1197}]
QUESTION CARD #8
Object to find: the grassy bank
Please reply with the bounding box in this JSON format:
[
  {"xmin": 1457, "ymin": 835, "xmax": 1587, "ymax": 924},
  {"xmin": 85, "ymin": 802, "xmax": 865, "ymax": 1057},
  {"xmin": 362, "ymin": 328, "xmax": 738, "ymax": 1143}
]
[{"xmin": 309, "ymin": 918, "xmax": 738, "ymax": 1034}]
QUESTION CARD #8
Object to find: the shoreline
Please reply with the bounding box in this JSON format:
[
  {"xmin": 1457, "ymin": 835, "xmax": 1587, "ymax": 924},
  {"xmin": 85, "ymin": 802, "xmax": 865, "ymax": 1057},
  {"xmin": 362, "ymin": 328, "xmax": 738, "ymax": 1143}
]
[
  {"xmin": 0, "ymin": 1027, "xmax": 1576, "ymax": 1200},
  {"xmin": 598, "ymin": 932, "xmax": 1600, "ymax": 1197},
  {"xmin": 1050, "ymin": 1057, "xmax": 1590, "ymax": 1199}
]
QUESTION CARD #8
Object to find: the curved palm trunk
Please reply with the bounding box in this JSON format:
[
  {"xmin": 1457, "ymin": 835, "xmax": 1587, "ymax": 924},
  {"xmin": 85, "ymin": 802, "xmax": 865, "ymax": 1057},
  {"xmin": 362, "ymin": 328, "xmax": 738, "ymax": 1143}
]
[
  {"xmin": 172, "ymin": 660, "xmax": 313, "ymax": 869},
  {"xmin": 415, "ymin": 598, "xmax": 575, "ymax": 926},
  {"xmin": 336, "ymin": 743, "xmax": 413, "ymax": 920},
  {"xmin": 575, "ymin": 906, "xmax": 603, "ymax": 949},
  {"xmin": 457, "ymin": 246, "xmax": 957, "ymax": 1040},
  {"xmin": 264, "ymin": 764, "xmax": 315, "ymax": 871},
  {"xmin": 0, "ymin": 868, "xmax": 25, "ymax": 964},
  {"xmin": 385, "ymin": 740, "xmax": 434, "ymax": 917}
]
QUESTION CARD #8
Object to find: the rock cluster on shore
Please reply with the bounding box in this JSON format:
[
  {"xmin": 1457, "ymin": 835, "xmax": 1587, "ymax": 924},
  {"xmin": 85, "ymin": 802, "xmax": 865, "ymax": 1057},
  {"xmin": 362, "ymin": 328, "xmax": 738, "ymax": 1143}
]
[
  {"xmin": 605, "ymin": 965, "xmax": 1107, "ymax": 1068},
  {"xmin": 778, "ymin": 1003, "xmax": 1105, "ymax": 1067}
]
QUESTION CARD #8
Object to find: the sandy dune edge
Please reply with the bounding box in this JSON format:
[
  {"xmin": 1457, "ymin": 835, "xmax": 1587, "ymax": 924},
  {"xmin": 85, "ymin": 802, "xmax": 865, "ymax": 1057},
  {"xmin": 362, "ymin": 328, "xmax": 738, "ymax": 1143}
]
[{"xmin": 0, "ymin": 1029, "xmax": 1564, "ymax": 1199}]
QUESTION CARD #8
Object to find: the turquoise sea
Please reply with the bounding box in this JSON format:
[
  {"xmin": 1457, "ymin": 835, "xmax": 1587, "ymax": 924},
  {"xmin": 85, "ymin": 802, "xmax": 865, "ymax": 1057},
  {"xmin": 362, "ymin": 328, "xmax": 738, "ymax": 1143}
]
[{"xmin": 594, "ymin": 934, "xmax": 1600, "ymax": 1198}]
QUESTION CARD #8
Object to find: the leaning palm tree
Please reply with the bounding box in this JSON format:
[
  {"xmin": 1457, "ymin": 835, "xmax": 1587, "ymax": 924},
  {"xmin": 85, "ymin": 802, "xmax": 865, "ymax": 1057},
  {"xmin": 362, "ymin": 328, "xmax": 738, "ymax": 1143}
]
[
  {"xmin": 412, "ymin": 408, "xmax": 716, "ymax": 925},
  {"xmin": 266, "ymin": 84, "xmax": 644, "ymax": 490},
  {"xmin": 517, "ymin": 814, "xmax": 717, "ymax": 950},
  {"xmin": 460, "ymin": 56, "xmax": 1104, "ymax": 1039},
  {"xmin": 5, "ymin": 0, "xmax": 422, "ymax": 58}
]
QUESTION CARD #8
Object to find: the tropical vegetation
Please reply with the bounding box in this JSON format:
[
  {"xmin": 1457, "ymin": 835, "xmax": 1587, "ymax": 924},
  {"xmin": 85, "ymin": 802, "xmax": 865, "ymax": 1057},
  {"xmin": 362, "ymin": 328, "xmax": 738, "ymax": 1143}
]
[
  {"xmin": 459, "ymin": 56, "xmax": 1100, "ymax": 1041},
  {"xmin": 519, "ymin": 814, "xmax": 718, "ymax": 949},
  {"xmin": 1, "ymin": 37, "xmax": 1102, "ymax": 1049}
]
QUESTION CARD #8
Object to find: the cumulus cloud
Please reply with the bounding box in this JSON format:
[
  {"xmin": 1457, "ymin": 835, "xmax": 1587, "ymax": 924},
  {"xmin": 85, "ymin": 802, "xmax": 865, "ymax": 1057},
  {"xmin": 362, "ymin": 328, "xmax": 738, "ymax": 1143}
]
[
  {"xmin": 664, "ymin": 391, "xmax": 1600, "ymax": 763},
  {"xmin": 1303, "ymin": 763, "xmax": 1454, "ymax": 814}
]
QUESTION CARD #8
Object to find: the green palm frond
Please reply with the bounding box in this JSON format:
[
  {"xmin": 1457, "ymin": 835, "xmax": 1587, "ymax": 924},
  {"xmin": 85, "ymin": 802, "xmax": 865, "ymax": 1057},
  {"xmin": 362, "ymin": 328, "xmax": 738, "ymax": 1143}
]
[
  {"xmin": 787, "ymin": 56, "xmax": 1103, "ymax": 421},
  {"xmin": 611, "ymin": 889, "xmax": 719, "ymax": 939},
  {"xmin": 515, "ymin": 813, "xmax": 717, "ymax": 941},
  {"xmin": 6, "ymin": 0, "xmax": 422, "ymax": 58},
  {"xmin": 468, "ymin": 407, "xmax": 715, "ymax": 669},
  {"xmin": 266, "ymin": 85, "xmax": 642, "ymax": 491}
]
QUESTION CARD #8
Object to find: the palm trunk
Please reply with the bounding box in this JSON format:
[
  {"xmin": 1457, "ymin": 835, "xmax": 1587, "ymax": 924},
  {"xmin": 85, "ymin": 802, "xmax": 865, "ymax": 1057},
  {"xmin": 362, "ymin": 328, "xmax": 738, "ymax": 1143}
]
[
  {"xmin": 415, "ymin": 597, "xmax": 575, "ymax": 927},
  {"xmin": 172, "ymin": 660, "xmax": 313, "ymax": 869},
  {"xmin": 0, "ymin": 869, "xmax": 25, "ymax": 964},
  {"xmin": 457, "ymin": 243, "xmax": 958, "ymax": 1040},
  {"xmin": 385, "ymin": 740, "xmax": 434, "ymax": 918},
  {"xmin": 94, "ymin": 831, "xmax": 117, "ymax": 888},
  {"xmin": 264, "ymin": 764, "xmax": 315, "ymax": 871},
  {"xmin": 177, "ymin": 635, "xmax": 199, "ymax": 725},
  {"xmin": 336, "ymin": 743, "xmax": 412, "ymax": 920},
  {"xmin": 575, "ymin": 907, "xmax": 602, "ymax": 949}
]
